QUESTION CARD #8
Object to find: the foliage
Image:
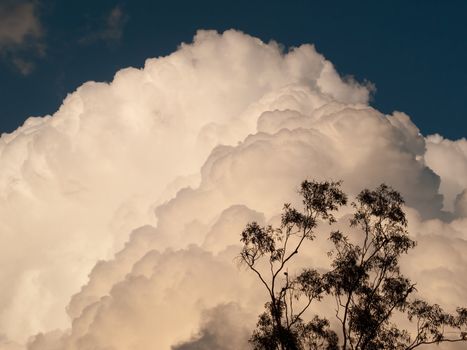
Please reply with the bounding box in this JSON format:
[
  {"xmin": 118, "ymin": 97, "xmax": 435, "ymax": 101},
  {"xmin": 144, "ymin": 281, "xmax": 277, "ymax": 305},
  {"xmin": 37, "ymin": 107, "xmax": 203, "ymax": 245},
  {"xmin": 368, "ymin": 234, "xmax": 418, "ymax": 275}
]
[
  {"xmin": 239, "ymin": 180, "xmax": 467, "ymax": 350},
  {"xmin": 240, "ymin": 180, "xmax": 347, "ymax": 350}
]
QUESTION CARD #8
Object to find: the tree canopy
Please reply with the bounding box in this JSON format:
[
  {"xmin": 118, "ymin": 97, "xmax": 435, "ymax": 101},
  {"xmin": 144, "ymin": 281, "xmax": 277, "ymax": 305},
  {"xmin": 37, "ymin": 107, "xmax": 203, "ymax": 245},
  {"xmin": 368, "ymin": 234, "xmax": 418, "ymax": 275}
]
[{"xmin": 239, "ymin": 180, "xmax": 467, "ymax": 350}]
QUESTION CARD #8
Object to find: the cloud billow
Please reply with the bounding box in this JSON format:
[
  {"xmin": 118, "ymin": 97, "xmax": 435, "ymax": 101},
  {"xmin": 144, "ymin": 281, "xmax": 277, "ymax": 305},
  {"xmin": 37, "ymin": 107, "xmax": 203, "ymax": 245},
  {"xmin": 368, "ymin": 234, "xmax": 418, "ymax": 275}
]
[{"xmin": 0, "ymin": 30, "xmax": 465, "ymax": 350}]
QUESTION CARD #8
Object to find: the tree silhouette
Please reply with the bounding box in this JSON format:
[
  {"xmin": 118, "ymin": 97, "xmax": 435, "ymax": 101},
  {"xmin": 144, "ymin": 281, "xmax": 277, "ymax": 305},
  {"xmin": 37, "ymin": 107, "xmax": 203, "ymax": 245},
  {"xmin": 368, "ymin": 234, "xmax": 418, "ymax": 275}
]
[
  {"xmin": 239, "ymin": 180, "xmax": 467, "ymax": 350},
  {"xmin": 239, "ymin": 180, "xmax": 347, "ymax": 350}
]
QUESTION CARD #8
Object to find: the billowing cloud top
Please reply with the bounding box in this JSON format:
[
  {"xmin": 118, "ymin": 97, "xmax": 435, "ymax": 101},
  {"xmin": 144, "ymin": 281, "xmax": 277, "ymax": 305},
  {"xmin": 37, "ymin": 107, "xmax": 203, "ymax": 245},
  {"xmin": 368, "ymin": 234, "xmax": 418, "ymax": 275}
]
[{"xmin": 0, "ymin": 30, "xmax": 466, "ymax": 350}]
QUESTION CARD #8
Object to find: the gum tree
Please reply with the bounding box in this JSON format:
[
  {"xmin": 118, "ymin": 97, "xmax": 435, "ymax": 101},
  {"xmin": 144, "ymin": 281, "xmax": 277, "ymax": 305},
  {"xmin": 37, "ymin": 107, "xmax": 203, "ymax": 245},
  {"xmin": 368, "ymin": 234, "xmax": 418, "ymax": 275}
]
[
  {"xmin": 326, "ymin": 184, "xmax": 467, "ymax": 349},
  {"xmin": 239, "ymin": 180, "xmax": 347, "ymax": 350},
  {"xmin": 239, "ymin": 180, "xmax": 467, "ymax": 350}
]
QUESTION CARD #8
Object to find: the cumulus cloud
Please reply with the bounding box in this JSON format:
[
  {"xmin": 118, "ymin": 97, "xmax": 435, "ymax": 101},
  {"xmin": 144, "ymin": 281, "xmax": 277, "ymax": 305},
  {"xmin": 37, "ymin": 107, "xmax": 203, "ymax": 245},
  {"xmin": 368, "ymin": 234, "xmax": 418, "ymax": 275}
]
[
  {"xmin": 0, "ymin": 30, "xmax": 466, "ymax": 349},
  {"xmin": 0, "ymin": 0, "xmax": 44, "ymax": 74},
  {"xmin": 0, "ymin": 29, "xmax": 371, "ymax": 345},
  {"xmin": 425, "ymin": 134, "xmax": 467, "ymax": 213}
]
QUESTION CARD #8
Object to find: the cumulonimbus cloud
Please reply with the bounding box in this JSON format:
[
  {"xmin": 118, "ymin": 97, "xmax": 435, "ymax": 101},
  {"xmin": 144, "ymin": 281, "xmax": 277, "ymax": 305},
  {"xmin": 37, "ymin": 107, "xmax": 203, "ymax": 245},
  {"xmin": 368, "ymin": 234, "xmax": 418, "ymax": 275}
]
[{"xmin": 0, "ymin": 30, "xmax": 466, "ymax": 350}]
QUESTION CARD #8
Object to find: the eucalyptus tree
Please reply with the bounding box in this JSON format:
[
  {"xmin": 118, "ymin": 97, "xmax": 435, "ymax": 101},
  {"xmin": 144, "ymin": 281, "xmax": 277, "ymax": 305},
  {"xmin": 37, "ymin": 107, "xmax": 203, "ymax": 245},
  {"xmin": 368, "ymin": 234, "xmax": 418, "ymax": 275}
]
[
  {"xmin": 239, "ymin": 180, "xmax": 467, "ymax": 350},
  {"xmin": 239, "ymin": 180, "xmax": 347, "ymax": 350}
]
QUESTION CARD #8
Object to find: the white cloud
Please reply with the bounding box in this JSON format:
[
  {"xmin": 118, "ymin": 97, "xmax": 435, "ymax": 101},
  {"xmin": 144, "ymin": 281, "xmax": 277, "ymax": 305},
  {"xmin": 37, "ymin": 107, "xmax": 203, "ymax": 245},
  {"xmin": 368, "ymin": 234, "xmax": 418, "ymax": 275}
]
[
  {"xmin": 0, "ymin": 30, "xmax": 466, "ymax": 349},
  {"xmin": 425, "ymin": 134, "xmax": 467, "ymax": 213},
  {"xmin": 0, "ymin": 29, "xmax": 370, "ymax": 345}
]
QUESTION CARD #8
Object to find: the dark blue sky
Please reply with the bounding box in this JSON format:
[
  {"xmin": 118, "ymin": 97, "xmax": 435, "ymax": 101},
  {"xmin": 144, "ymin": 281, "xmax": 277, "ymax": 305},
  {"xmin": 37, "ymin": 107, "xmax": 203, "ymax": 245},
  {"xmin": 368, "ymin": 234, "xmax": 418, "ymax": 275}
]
[{"xmin": 1, "ymin": 0, "xmax": 466, "ymax": 139}]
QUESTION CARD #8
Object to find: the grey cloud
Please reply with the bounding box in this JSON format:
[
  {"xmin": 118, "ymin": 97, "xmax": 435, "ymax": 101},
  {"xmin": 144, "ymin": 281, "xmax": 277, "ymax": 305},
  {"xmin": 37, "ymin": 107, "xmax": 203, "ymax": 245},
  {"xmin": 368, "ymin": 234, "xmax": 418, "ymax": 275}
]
[
  {"xmin": 172, "ymin": 303, "xmax": 250, "ymax": 350},
  {"xmin": 79, "ymin": 5, "xmax": 128, "ymax": 46},
  {"xmin": 11, "ymin": 56, "xmax": 34, "ymax": 75},
  {"xmin": 454, "ymin": 190, "xmax": 467, "ymax": 217},
  {"xmin": 0, "ymin": 0, "xmax": 44, "ymax": 74},
  {"xmin": 0, "ymin": 1, "xmax": 42, "ymax": 49}
]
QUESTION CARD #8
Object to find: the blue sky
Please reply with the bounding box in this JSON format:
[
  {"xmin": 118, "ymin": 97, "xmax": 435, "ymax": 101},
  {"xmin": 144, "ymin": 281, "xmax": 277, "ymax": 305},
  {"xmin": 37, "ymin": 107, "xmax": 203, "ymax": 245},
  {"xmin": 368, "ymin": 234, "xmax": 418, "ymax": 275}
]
[{"xmin": 0, "ymin": 0, "xmax": 466, "ymax": 139}]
